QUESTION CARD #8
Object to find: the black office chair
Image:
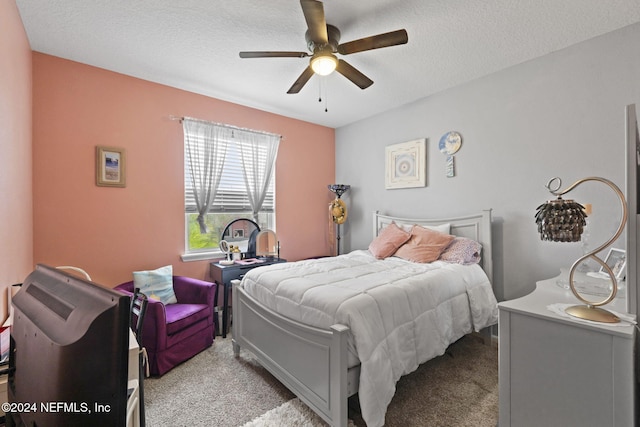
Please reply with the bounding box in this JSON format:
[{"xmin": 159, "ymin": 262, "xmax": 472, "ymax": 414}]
[
  {"xmin": 131, "ymin": 288, "xmax": 148, "ymax": 342},
  {"xmin": 130, "ymin": 288, "xmax": 148, "ymax": 427}
]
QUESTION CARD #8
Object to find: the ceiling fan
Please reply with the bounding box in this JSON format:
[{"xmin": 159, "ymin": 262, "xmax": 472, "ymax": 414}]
[{"xmin": 239, "ymin": 0, "xmax": 408, "ymax": 94}]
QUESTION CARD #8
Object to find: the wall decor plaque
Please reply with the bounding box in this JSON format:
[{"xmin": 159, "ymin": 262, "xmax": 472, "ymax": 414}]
[
  {"xmin": 439, "ymin": 131, "xmax": 462, "ymax": 177},
  {"xmin": 385, "ymin": 139, "xmax": 426, "ymax": 189}
]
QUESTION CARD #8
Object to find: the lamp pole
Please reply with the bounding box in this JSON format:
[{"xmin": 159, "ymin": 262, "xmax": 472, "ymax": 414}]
[{"xmin": 328, "ymin": 184, "xmax": 351, "ymax": 256}]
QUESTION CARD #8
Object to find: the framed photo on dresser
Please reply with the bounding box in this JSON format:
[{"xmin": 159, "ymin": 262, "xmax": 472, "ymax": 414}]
[{"xmin": 601, "ymin": 248, "xmax": 626, "ymax": 280}]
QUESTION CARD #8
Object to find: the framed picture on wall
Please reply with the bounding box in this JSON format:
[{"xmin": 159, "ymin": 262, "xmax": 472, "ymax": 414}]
[
  {"xmin": 96, "ymin": 146, "xmax": 126, "ymax": 187},
  {"xmin": 385, "ymin": 139, "xmax": 427, "ymax": 189}
]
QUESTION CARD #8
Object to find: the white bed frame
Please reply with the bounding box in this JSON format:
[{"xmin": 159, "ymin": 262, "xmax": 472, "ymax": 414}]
[{"xmin": 232, "ymin": 209, "xmax": 494, "ymax": 427}]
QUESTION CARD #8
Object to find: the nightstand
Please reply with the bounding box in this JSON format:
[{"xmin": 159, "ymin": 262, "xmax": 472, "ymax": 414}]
[
  {"xmin": 210, "ymin": 258, "xmax": 286, "ymax": 337},
  {"xmin": 498, "ymin": 270, "xmax": 635, "ymax": 426}
]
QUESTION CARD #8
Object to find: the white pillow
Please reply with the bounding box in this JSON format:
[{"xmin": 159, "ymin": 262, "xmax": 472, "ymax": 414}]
[
  {"xmin": 397, "ymin": 222, "xmax": 450, "ymax": 234},
  {"xmin": 133, "ymin": 265, "xmax": 177, "ymax": 305},
  {"xmin": 427, "ymin": 223, "xmax": 451, "ymax": 234}
]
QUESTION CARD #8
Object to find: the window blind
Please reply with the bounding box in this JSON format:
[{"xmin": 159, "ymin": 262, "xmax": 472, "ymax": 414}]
[{"xmin": 184, "ymin": 134, "xmax": 275, "ymax": 213}]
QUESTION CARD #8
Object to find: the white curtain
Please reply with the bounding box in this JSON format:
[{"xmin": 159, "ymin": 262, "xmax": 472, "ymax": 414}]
[
  {"xmin": 183, "ymin": 118, "xmax": 230, "ymax": 233},
  {"xmin": 236, "ymin": 130, "xmax": 280, "ymax": 222}
]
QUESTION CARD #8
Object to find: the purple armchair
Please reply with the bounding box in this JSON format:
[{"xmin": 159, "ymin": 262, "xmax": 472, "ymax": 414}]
[{"xmin": 115, "ymin": 276, "xmax": 217, "ymax": 376}]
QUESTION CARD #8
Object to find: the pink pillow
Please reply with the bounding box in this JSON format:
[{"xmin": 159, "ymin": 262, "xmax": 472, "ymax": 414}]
[
  {"xmin": 369, "ymin": 222, "xmax": 411, "ymax": 259},
  {"xmin": 439, "ymin": 237, "xmax": 482, "ymax": 265},
  {"xmin": 394, "ymin": 225, "xmax": 455, "ymax": 263}
]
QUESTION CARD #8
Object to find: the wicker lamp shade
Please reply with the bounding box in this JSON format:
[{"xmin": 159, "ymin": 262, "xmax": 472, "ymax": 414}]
[{"xmin": 534, "ymin": 197, "xmax": 587, "ymax": 242}]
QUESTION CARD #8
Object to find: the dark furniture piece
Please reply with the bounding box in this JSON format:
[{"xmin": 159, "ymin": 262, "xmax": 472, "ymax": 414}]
[
  {"xmin": 129, "ymin": 288, "xmax": 148, "ymax": 427},
  {"xmin": 130, "ymin": 288, "xmax": 148, "ymax": 343},
  {"xmin": 8, "ymin": 265, "xmax": 131, "ymax": 427},
  {"xmin": 210, "ymin": 258, "xmax": 286, "ymax": 338},
  {"xmin": 115, "ymin": 276, "xmax": 217, "ymax": 376}
]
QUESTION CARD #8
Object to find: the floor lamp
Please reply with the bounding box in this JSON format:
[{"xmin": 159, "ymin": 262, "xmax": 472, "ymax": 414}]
[{"xmin": 328, "ymin": 184, "xmax": 350, "ymax": 255}]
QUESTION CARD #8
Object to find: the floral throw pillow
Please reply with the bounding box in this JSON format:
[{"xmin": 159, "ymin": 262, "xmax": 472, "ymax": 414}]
[{"xmin": 439, "ymin": 237, "xmax": 482, "ymax": 265}]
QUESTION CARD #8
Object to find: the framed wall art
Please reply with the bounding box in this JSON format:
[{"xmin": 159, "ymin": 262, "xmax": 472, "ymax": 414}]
[
  {"xmin": 96, "ymin": 146, "xmax": 126, "ymax": 187},
  {"xmin": 385, "ymin": 139, "xmax": 426, "ymax": 189}
]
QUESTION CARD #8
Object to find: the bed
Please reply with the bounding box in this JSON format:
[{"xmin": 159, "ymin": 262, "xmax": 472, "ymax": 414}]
[{"xmin": 232, "ymin": 210, "xmax": 497, "ymax": 427}]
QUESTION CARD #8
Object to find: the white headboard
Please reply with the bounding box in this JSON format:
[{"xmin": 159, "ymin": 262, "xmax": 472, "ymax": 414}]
[{"xmin": 372, "ymin": 210, "xmax": 493, "ymax": 285}]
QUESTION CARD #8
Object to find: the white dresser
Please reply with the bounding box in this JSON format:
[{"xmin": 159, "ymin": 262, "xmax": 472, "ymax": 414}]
[{"xmin": 498, "ymin": 271, "xmax": 636, "ymax": 427}]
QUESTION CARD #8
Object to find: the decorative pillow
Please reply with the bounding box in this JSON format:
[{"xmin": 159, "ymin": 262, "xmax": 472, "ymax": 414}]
[
  {"xmin": 439, "ymin": 237, "xmax": 482, "ymax": 265},
  {"xmin": 133, "ymin": 265, "xmax": 177, "ymax": 305},
  {"xmin": 369, "ymin": 222, "xmax": 412, "ymax": 259},
  {"xmin": 394, "ymin": 225, "xmax": 455, "ymax": 263}
]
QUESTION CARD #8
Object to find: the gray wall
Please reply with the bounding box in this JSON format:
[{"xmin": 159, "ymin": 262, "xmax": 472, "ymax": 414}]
[{"xmin": 335, "ymin": 23, "xmax": 640, "ymax": 302}]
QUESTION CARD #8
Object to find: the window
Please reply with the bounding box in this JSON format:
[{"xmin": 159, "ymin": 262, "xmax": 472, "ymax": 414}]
[{"xmin": 182, "ymin": 118, "xmax": 279, "ymax": 257}]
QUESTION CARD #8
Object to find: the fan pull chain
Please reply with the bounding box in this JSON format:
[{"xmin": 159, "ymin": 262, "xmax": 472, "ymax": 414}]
[
  {"xmin": 324, "ymin": 83, "xmax": 328, "ymax": 112},
  {"xmin": 317, "ymin": 78, "xmax": 328, "ymax": 112}
]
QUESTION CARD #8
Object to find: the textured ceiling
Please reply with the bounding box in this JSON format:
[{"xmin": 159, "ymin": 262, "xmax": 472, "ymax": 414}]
[{"xmin": 16, "ymin": 0, "xmax": 640, "ymax": 128}]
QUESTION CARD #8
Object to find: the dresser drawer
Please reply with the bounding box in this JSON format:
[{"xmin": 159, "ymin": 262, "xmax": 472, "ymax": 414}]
[
  {"xmin": 210, "ymin": 258, "xmax": 286, "ymax": 286},
  {"xmin": 221, "ymin": 265, "xmax": 256, "ymax": 282}
]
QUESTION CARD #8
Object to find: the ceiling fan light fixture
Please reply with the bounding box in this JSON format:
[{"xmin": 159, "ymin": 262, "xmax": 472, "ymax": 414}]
[
  {"xmin": 311, "ymin": 53, "xmax": 338, "ymax": 76},
  {"xmin": 239, "ymin": 1, "xmax": 408, "ymax": 93}
]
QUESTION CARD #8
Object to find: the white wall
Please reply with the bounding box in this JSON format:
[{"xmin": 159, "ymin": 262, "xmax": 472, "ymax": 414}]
[{"xmin": 335, "ymin": 23, "xmax": 640, "ymax": 301}]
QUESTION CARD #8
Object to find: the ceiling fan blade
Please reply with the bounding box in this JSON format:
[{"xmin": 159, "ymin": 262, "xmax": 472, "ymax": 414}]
[
  {"xmin": 337, "ymin": 29, "xmax": 408, "ymax": 55},
  {"xmin": 287, "ymin": 66, "xmax": 315, "ymax": 94},
  {"xmin": 239, "ymin": 51, "xmax": 309, "ymax": 59},
  {"xmin": 336, "ymin": 59, "xmax": 373, "ymax": 90},
  {"xmin": 300, "ymin": 0, "xmax": 328, "ymax": 45}
]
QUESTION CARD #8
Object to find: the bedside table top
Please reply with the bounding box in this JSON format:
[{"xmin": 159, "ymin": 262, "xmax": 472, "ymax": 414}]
[
  {"xmin": 499, "ymin": 269, "xmax": 635, "ymax": 337},
  {"xmin": 211, "ymin": 257, "xmax": 286, "ymax": 269}
]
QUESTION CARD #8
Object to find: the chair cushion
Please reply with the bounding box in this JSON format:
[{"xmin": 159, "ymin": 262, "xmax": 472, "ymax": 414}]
[
  {"xmin": 133, "ymin": 265, "xmax": 177, "ymax": 305},
  {"xmin": 165, "ymin": 303, "xmax": 210, "ymax": 336}
]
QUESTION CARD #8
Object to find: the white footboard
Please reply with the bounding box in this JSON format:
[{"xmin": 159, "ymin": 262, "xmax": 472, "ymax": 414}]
[{"xmin": 232, "ymin": 281, "xmax": 352, "ymax": 427}]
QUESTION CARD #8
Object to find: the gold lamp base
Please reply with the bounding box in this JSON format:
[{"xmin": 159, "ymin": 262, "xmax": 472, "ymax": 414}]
[{"xmin": 565, "ymin": 305, "xmax": 620, "ymax": 323}]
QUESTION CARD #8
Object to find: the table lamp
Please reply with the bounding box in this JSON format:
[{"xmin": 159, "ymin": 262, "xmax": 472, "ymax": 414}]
[{"xmin": 534, "ymin": 176, "xmax": 627, "ymax": 323}]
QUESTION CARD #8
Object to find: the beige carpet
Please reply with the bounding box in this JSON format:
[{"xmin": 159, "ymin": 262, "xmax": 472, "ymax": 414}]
[
  {"xmin": 366, "ymin": 334, "xmax": 499, "ymax": 427},
  {"xmin": 241, "ymin": 398, "xmax": 356, "ymax": 427},
  {"xmin": 144, "ymin": 334, "xmax": 498, "ymax": 426}
]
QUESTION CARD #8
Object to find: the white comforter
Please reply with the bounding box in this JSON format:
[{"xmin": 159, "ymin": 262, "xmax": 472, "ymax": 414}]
[{"xmin": 241, "ymin": 250, "xmax": 498, "ymax": 427}]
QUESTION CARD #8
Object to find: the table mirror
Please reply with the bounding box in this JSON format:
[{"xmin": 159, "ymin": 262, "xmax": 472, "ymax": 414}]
[
  {"xmin": 256, "ymin": 229, "xmax": 279, "ymax": 258},
  {"xmin": 221, "ymin": 218, "xmax": 260, "ymax": 258}
]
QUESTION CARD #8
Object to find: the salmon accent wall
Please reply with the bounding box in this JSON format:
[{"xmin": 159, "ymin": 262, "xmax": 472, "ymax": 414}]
[
  {"xmin": 32, "ymin": 53, "xmax": 335, "ymax": 287},
  {"xmin": 0, "ymin": 0, "xmax": 33, "ymax": 318}
]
